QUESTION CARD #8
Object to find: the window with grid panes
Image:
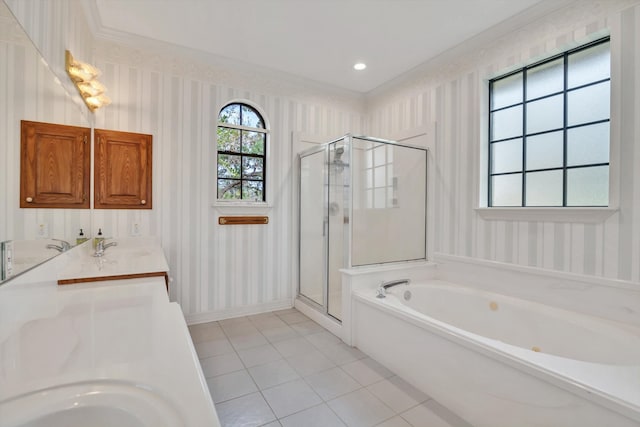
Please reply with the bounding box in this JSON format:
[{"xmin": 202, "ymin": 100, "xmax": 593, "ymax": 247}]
[
  {"xmin": 217, "ymin": 103, "xmax": 267, "ymax": 201},
  {"xmin": 488, "ymin": 38, "xmax": 610, "ymax": 207}
]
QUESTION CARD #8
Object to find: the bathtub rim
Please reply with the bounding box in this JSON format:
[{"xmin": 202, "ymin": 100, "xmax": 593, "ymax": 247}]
[{"xmin": 352, "ymin": 288, "xmax": 640, "ymax": 424}]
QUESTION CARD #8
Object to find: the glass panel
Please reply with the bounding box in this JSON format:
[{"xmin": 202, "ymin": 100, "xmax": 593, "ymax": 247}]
[
  {"xmin": 491, "ymin": 105, "xmax": 522, "ymax": 141},
  {"xmin": 491, "ymin": 174, "xmax": 522, "ymax": 206},
  {"xmin": 526, "ymin": 131, "xmax": 563, "ymax": 170},
  {"xmin": 217, "ymin": 154, "xmax": 241, "ymax": 178},
  {"xmin": 217, "ymin": 179, "xmax": 240, "ymax": 199},
  {"xmin": 327, "ymin": 141, "xmax": 348, "ymax": 321},
  {"xmin": 242, "ymin": 181, "xmax": 263, "ymax": 201},
  {"xmin": 567, "ymin": 122, "xmax": 610, "ymax": 166},
  {"xmin": 299, "ymin": 150, "xmax": 326, "ymax": 306},
  {"xmin": 351, "ymin": 139, "xmax": 426, "ymax": 266},
  {"xmin": 374, "ymin": 166, "xmax": 385, "ymax": 187},
  {"xmin": 568, "ymin": 42, "xmax": 610, "ymax": 89},
  {"xmin": 242, "ymin": 156, "xmax": 263, "ymax": 180},
  {"xmin": 366, "ymin": 169, "xmax": 373, "ymax": 188},
  {"xmin": 374, "ymin": 188, "xmax": 385, "ymax": 209},
  {"xmin": 242, "ymin": 131, "xmax": 265, "ymax": 155},
  {"xmin": 491, "ymin": 138, "xmax": 522, "ymax": 174},
  {"xmin": 567, "ymin": 166, "xmax": 608, "ymax": 206},
  {"xmin": 527, "ymin": 58, "xmax": 563, "ymax": 100},
  {"xmin": 241, "ymin": 105, "xmax": 264, "ymax": 128},
  {"xmin": 526, "ymin": 94, "xmax": 563, "ymax": 134},
  {"xmin": 492, "ymin": 72, "xmax": 523, "ymax": 110},
  {"xmin": 525, "ymin": 170, "xmax": 563, "ymax": 206},
  {"xmin": 568, "ymin": 82, "xmax": 610, "ymax": 126},
  {"xmin": 217, "ymin": 127, "xmax": 241, "ymax": 152},
  {"xmin": 374, "ymin": 145, "xmax": 386, "ymax": 166},
  {"xmin": 219, "ymin": 104, "xmax": 240, "ymax": 125}
]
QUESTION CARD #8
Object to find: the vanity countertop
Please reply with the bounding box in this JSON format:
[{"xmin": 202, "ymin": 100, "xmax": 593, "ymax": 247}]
[
  {"xmin": 56, "ymin": 237, "xmax": 170, "ymax": 284},
  {"xmin": 0, "ymin": 277, "xmax": 219, "ymax": 426}
]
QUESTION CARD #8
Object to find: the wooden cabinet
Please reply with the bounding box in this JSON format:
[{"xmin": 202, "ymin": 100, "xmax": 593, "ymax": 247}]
[
  {"xmin": 94, "ymin": 129, "xmax": 152, "ymax": 209},
  {"xmin": 20, "ymin": 120, "xmax": 91, "ymax": 209}
]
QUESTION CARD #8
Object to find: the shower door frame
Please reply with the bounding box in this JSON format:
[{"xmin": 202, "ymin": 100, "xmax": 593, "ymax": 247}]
[{"xmin": 297, "ymin": 136, "xmax": 350, "ymax": 321}]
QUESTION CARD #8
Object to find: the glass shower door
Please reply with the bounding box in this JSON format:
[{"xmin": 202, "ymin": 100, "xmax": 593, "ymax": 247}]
[{"xmin": 299, "ymin": 147, "xmax": 326, "ymax": 307}]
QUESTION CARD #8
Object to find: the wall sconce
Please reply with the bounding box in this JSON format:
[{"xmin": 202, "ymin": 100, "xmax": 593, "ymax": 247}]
[{"xmin": 65, "ymin": 50, "xmax": 111, "ymax": 112}]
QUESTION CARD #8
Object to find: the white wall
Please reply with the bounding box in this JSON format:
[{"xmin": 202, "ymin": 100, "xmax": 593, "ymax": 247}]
[{"xmin": 366, "ymin": 0, "xmax": 640, "ymax": 283}]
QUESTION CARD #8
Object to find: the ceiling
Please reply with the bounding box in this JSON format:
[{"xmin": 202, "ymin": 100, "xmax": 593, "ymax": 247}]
[{"xmin": 90, "ymin": 0, "xmax": 550, "ymax": 94}]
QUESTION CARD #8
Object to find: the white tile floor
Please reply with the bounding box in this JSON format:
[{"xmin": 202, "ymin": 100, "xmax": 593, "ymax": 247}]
[{"xmin": 189, "ymin": 308, "xmax": 472, "ymax": 427}]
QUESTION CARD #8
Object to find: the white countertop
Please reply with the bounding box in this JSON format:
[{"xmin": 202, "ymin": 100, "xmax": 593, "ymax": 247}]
[
  {"xmin": 57, "ymin": 237, "xmax": 170, "ymax": 283},
  {"xmin": 0, "ymin": 244, "xmax": 219, "ymax": 426}
]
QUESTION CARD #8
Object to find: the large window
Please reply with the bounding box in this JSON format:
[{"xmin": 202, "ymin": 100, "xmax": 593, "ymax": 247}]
[
  {"xmin": 488, "ymin": 38, "xmax": 610, "ymax": 207},
  {"xmin": 217, "ymin": 103, "xmax": 267, "ymax": 201}
]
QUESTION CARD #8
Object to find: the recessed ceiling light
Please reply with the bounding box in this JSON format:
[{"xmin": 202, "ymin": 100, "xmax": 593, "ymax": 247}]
[{"xmin": 353, "ymin": 63, "xmax": 367, "ymax": 71}]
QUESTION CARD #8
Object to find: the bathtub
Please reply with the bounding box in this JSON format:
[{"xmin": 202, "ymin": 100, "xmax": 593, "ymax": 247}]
[{"xmin": 351, "ymin": 280, "xmax": 640, "ymax": 427}]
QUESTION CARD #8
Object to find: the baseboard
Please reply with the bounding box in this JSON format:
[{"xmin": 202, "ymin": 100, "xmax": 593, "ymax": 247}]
[{"xmin": 184, "ymin": 298, "xmax": 293, "ymax": 325}]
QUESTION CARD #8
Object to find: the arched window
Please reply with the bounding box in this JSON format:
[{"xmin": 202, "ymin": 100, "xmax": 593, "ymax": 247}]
[{"xmin": 217, "ymin": 103, "xmax": 267, "ymax": 201}]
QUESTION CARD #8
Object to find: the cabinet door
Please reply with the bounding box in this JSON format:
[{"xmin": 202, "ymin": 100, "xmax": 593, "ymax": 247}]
[
  {"xmin": 20, "ymin": 120, "xmax": 90, "ymax": 209},
  {"xmin": 94, "ymin": 129, "xmax": 152, "ymax": 209}
]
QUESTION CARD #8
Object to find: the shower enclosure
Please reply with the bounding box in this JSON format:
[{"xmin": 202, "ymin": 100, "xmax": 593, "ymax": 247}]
[{"xmin": 298, "ymin": 135, "xmax": 427, "ymax": 322}]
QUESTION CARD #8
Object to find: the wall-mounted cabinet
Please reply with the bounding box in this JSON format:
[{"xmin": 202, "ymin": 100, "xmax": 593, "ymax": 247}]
[
  {"xmin": 20, "ymin": 120, "xmax": 91, "ymax": 209},
  {"xmin": 94, "ymin": 129, "xmax": 152, "ymax": 209}
]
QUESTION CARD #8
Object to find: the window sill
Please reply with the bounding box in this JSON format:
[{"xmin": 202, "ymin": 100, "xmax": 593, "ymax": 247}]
[
  {"xmin": 213, "ymin": 201, "xmax": 272, "ymax": 215},
  {"xmin": 474, "ymin": 207, "xmax": 618, "ymax": 223}
]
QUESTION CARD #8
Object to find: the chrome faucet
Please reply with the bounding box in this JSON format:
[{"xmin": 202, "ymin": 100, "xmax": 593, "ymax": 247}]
[
  {"xmin": 376, "ymin": 278, "xmax": 410, "ymax": 298},
  {"xmin": 93, "ymin": 239, "xmax": 117, "ymax": 257},
  {"xmin": 46, "ymin": 239, "xmax": 72, "ymax": 253}
]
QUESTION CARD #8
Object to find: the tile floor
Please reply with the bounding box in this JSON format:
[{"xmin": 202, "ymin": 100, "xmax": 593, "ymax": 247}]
[{"xmin": 188, "ymin": 308, "xmax": 472, "ymax": 427}]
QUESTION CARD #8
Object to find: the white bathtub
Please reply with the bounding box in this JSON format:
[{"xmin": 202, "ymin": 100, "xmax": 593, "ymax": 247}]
[{"xmin": 352, "ymin": 280, "xmax": 640, "ymax": 427}]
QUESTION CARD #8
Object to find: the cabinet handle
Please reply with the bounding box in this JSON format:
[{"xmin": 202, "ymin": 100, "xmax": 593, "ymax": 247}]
[
  {"xmin": 141, "ymin": 200, "xmax": 146, "ymax": 205},
  {"xmin": 25, "ymin": 197, "xmax": 33, "ymax": 203}
]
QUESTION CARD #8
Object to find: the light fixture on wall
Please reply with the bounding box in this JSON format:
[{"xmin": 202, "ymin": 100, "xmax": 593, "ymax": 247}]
[{"xmin": 65, "ymin": 50, "xmax": 111, "ymax": 112}]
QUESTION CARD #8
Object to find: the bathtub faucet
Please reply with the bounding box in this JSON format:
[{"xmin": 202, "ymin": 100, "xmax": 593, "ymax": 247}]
[{"xmin": 376, "ymin": 278, "xmax": 411, "ymax": 298}]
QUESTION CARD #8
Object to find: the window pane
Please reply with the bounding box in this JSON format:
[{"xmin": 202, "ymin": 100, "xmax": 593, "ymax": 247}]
[
  {"xmin": 242, "ymin": 156, "xmax": 263, "ymax": 180},
  {"xmin": 526, "ymin": 131, "xmax": 563, "ymax": 170},
  {"xmin": 241, "ymin": 105, "xmax": 264, "ymax": 128},
  {"xmin": 242, "ymin": 131, "xmax": 265, "ymax": 155},
  {"xmin": 492, "ymin": 72, "xmax": 523, "ymax": 109},
  {"xmin": 218, "ymin": 179, "xmax": 241, "ymax": 199},
  {"xmin": 527, "ymin": 58, "xmax": 563, "ymax": 100},
  {"xmin": 491, "ymin": 174, "xmax": 522, "ymax": 206},
  {"xmin": 242, "ymin": 181, "xmax": 263, "ymax": 201},
  {"xmin": 217, "ymin": 154, "xmax": 241, "ymax": 178},
  {"xmin": 374, "ymin": 145, "xmax": 386, "ymax": 166},
  {"xmin": 567, "ymin": 82, "xmax": 610, "ymax": 126},
  {"xmin": 219, "ymin": 104, "xmax": 240, "ymax": 125},
  {"xmin": 491, "ymin": 138, "xmax": 522, "ymax": 174},
  {"xmin": 217, "ymin": 127, "xmax": 241, "ymax": 152},
  {"xmin": 567, "ymin": 166, "xmax": 608, "ymax": 206},
  {"xmin": 526, "ymin": 170, "xmax": 563, "ymax": 206},
  {"xmin": 568, "ymin": 42, "xmax": 610, "ymax": 89},
  {"xmin": 491, "ymin": 105, "xmax": 522, "ymax": 141},
  {"xmin": 374, "ymin": 166, "xmax": 385, "ymax": 187},
  {"xmin": 526, "ymin": 94, "xmax": 563, "ymax": 134},
  {"xmin": 366, "ymin": 169, "xmax": 373, "ymax": 187},
  {"xmin": 567, "ymin": 122, "xmax": 609, "ymax": 166}
]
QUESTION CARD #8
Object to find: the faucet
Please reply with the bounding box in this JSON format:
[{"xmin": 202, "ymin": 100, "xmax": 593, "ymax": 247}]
[
  {"xmin": 93, "ymin": 239, "xmax": 118, "ymax": 257},
  {"xmin": 46, "ymin": 239, "xmax": 72, "ymax": 253},
  {"xmin": 376, "ymin": 278, "xmax": 410, "ymax": 298}
]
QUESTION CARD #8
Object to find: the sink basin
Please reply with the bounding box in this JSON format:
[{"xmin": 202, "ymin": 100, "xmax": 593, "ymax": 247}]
[{"xmin": 0, "ymin": 380, "xmax": 184, "ymax": 427}]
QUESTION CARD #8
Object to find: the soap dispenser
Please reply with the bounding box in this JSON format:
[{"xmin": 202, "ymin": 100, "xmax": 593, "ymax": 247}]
[
  {"xmin": 76, "ymin": 229, "xmax": 88, "ymax": 245},
  {"xmin": 94, "ymin": 228, "xmax": 104, "ymax": 248}
]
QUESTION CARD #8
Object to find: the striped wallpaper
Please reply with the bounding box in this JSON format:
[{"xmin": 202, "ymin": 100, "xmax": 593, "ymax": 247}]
[{"xmin": 2, "ymin": 0, "xmax": 638, "ymax": 323}]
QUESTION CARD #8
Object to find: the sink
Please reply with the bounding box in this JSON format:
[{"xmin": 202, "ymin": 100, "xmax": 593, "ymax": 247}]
[{"xmin": 0, "ymin": 380, "xmax": 184, "ymax": 427}]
